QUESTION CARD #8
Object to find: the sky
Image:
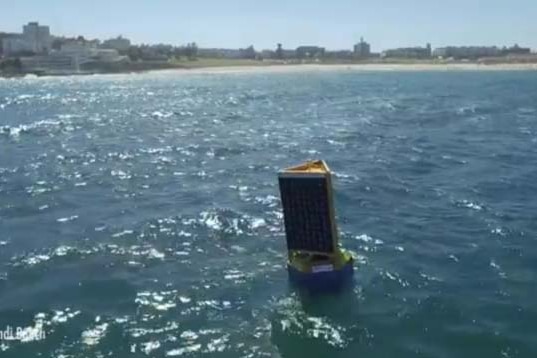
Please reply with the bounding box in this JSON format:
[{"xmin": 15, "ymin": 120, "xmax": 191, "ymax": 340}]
[{"xmin": 1, "ymin": 0, "xmax": 536, "ymax": 52}]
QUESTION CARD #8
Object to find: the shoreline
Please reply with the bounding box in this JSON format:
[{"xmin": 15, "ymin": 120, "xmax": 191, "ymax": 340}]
[
  {"xmin": 158, "ymin": 62, "xmax": 537, "ymax": 75},
  {"xmin": 2, "ymin": 62, "xmax": 537, "ymax": 79}
]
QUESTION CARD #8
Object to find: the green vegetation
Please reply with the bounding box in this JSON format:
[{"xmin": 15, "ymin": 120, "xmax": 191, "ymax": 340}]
[{"xmin": 0, "ymin": 58, "xmax": 23, "ymax": 76}]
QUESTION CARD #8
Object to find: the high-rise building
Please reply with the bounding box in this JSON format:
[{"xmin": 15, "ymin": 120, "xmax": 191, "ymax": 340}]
[
  {"xmin": 23, "ymin": 22, "xmax": 51, "ymax": 53},
  {"xmin": 353, "ymin": 37, "xmax": 371, "ymax": 58},
  {"xmin": 2, "ymin": 22, "xmax": 51, "ymax": 56},
  {"xmin": 276, "ymin": 43, "xmax": 283, "ymax": 59}
]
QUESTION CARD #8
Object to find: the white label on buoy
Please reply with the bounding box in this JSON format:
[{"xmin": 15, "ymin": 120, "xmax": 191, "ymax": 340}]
[{"xmin": 312, "ymin": 264, "xmax": 334, "ymax": 273}]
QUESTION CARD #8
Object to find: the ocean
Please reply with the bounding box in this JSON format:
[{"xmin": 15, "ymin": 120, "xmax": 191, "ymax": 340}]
[{"xmin": 0, "ymin": 69, "xmax": 536, "ymax": 357}]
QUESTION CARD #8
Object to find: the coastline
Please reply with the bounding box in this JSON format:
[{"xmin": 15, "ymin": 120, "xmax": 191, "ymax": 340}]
[
  {"xmin": 159, "ymin": 62, "xmax": 537, "ymax": 75},
  {"xmin": 2, "ymin": 62, "xmax": 537, "ymax": 79}
]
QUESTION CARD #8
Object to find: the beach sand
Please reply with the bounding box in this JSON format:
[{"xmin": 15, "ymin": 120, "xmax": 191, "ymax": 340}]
[{"xmin": 160, "ymin": 63, "xmax": 537, "ymax": 75}]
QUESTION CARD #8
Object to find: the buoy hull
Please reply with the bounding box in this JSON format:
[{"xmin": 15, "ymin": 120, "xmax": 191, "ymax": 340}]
[{"xmin": 287, "ymin": 258, "xmax": 354, "ymax": 291}]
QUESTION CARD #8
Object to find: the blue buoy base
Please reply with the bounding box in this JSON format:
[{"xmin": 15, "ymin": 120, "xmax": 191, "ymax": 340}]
[{"xmin": 287, "ymin": 254, "xmax": 354, "ymax": 292}]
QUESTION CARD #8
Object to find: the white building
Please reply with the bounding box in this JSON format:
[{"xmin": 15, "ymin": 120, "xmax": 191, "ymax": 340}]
[
  {"xmin": 21, "ymin": 54, "xmax": 79, "ymax": 74},
  {"xmin": 101, "ymin": 36, "xmax": 131, "ymax": 52},
  {"xmin": 2, "ymin": 36, "xmax": 28, "ymax": 56},
  {"xmin": 2, "ymin": 22, "xmax": 51, "ymax": 56},
  {"xmin": 60, "ymin": 41, "xmax": 96, "ymax": 64},
  {"xmin": 94, "ymin": 49, "xmax": 121, "ymax": 62},
  {"xmin": 23, "ymin": 22, "xmax": 51, "ymax": 53},
  {"xmin": 59, "ymin": 41, "xmax": 122, "ymax": 63}
]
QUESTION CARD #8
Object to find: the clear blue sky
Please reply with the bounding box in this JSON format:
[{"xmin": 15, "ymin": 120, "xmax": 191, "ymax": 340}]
[{"xmin": 1, "ymin": 0, "xmax": 536, "ymax": 51}]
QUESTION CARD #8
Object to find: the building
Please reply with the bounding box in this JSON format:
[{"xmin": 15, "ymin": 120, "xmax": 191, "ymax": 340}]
[
  {"xmin": 20, "ymin": 45, "xmax": 124, "ymax": 75},
  {"xmin": 353, "ymin": 37, "xmax": 371, "ymax": 58},
  {"xmin": 433, "ymin": 46, "xmax": 501, "ymax": 59},
  {"xmin": 239, "ymin": 45, "xmax": 256, "ymax": 59},
  {"xmin": 61, "ymin": 41, "xmax": 122, "ymax": 62},
  {"xmin": 270, "ymin": 44, "xmax": 296, "ymax": 59},
  {"xmin": 382, "ymin": 43, "xmax": 431, "ymax": 59},
  {"xmin": 296, "ymin": 46, "xmax": 325, "ymax": 59},
  {"xmin": 60, "ymin": 40, "xmax": 96, "ymax": 64},
  {"xmin": 21, "ymin": 54, "xmax": 79, "ymax": 74},
  {"xmin": 502, "ymin": 44, "xmax": 531, "ymax": 56},
  {"xmin": 261, "ymin": 49, "xmax": 275, "ymax": 59},
  {"xmin": 23, "ymin": 22, "xmax": 51, "ymax": 53},
  {"xmin": 2, "ymin": 36, "xmax": 29, "ymax": 56},
  {"xmin": 101, "ymin": 36, "xmax": 131, "ymax": 52},
  {"xmin": 276, "ymin": 43, "xmax": 283, "ymax": 59},
  {"xmin": 325, "ymin": 50, "xmax": 353, "ymax": 60},
  {"xmin": 0, "ymin": 32, "xmax": 16, "ymax": 56},
  {"xmin": 94, "ymin": 49, "xmax": 122, "ymax": 62},
  {"xmin": 1, "ymin": 22, "xmax": 51, "ymax": 57}
]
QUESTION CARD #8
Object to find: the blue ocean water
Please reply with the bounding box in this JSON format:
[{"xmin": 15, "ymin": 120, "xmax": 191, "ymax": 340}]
[{"xmin": 0, "ymin": 69, "xmax": 536, "ymax": 357}]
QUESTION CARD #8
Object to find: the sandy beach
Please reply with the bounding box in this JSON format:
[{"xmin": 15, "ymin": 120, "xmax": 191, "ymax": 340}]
[
  {"xmin": 3, "ymin": 62, "xmax": 536, "ymax": 80},
  {"xmin": 158, "ymin": 62, "xmax": 537, "ymax": 75}
]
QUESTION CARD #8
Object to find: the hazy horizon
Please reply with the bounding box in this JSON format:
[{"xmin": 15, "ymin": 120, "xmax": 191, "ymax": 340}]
[{"xmin": 1, "ymin": 0, "xmax": 536, "ymax": 51}]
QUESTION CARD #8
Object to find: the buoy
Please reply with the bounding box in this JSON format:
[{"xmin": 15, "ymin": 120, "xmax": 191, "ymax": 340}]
[{"xmin": 278, "ymin": 160, "xmax": 353, "ymax": 291}]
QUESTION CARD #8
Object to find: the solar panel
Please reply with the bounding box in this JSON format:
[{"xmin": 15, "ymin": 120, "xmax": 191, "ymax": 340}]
[{"xmin": 278, "ymin": 161, "xmax": 338, "ymax": 254}]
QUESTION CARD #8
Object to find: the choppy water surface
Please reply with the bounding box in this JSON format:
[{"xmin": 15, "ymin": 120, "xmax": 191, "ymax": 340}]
[{"xmin": 1, "ymin": 69, "xmax": 536, "ymax": 357}]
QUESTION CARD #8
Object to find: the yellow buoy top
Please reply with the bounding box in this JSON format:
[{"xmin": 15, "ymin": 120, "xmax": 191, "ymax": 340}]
[{"xmin": 281, "ymin": 160, "xmax": 331, "ymax": 174}]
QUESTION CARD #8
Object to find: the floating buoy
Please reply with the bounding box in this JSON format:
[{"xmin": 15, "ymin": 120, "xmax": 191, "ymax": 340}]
[{"xmin": 278, "ymin": 160, "xmax": 353, "ymax": 291}]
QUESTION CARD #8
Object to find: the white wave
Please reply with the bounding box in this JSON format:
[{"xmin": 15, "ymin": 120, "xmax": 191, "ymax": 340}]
[
  {"xmin": 224, "ymin": 269, "xmax": 247, "ymax": 281},
  {"xmin": 151, "ymin": 111, "xmax": 174, "ymax": 119},
  {"xmin": 15, "ymin": 246, "xmax": 98, "ymax": 268},
  {"xmin": 254, "ymin": 195, "xmax": 279, "ymax": 208},
  {"xmin": 147, "ymin": 248, "xmax": 165, "ymax": 260},
  {"xmin": 129, "ymin": 322, "xmax": 179, "ymax": 338},
  {"xmin": 180, "ymin": 330, "xmax": 198, "ymax": 340},
  {"xmin": 51, "ymin": 309, "xmax": 81, "ymax": 323},
  {"xmin": 135, "ymin": 290, "xmax": 177, "ymax": 311},
  {"xmin": 54, "ymin": 246, "xmax": 74, "ymax": 257},
  {"xmin": 166, "ymin": 344, "xmax": 202, "ymax": 356},
  {"xmin": 1, "ymin": 119, "xmax": 66, "ymax": 139},
  {"xmin": 250, "ymin": 218, "xmax": 266, "ymax": 229},
  {"xmin": 141, "ymin": 341, "xmax": 161, "ymax": 354},
  {"xmin": 355, "ymin": 234, "xmax": 373, "ymax": 243},
  {"xmin": 57, "ymin": 215, "xmax": 78, "ymax": 223},
  {"xmin": 179, "ymin": 296, "xmax": 191, "ymax": 304},
  {"xmin": 461, "ymin": 200, "xmax": 483, "ymax": 211},
  {"xmin": 81, "ymin": 323, "xmax": 109, "ymax": 346},
  {"xmin": 111, "ymin": 170, "xmax": 131, "ymax": 180},
  {"xmin": 334, "ymin": 172, "xmax": 360, "ymax": 182},
  {"xmin": 491, "ymin": 260, "xmax": 507, "ymax": 278},
  {"xmin": 420, "ymin": 273, "xmax": 442, "ymax": 282},
  {"xmin": 112, "ymin": 230, "xmax": 134, "ymax": 238},
  {"xmin": 23, "ymin": 254, "xmax": 51, "ymax": 266},
  {"xmin": 206, "ymin": 335, "xmax": 230, "ymax": 353},
  {"xmin": 200, "ymin": 211, "xmax": 223, "ymax": 230}
]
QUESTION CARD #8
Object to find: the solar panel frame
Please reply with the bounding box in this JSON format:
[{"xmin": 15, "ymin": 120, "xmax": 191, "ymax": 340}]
[{"xmin": 278, "ymin": 170, "xmax": 338, "ymax": 254}]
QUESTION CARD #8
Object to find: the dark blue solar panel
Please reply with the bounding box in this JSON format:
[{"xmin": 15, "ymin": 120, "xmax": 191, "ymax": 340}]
[{"xmin": 278, "ymin": 176, "xmax": 335, "ymax": 253}]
